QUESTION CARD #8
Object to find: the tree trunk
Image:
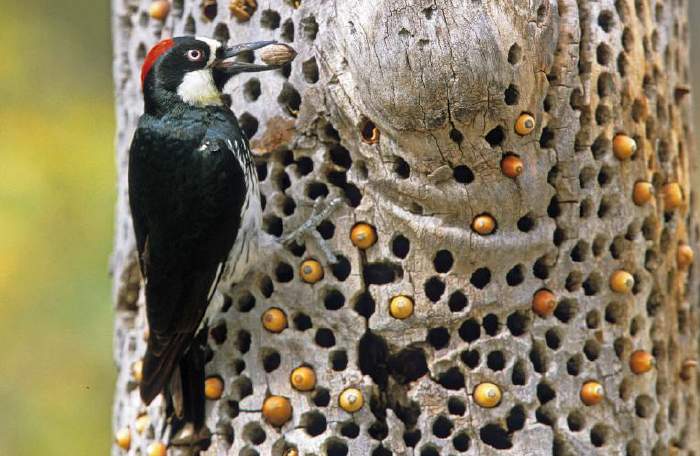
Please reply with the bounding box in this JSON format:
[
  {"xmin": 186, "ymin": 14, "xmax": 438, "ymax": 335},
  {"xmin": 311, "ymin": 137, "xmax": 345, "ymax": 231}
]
[{"xmin": 111, "ymin": 0, "xmax": 700, "ymax": 454}]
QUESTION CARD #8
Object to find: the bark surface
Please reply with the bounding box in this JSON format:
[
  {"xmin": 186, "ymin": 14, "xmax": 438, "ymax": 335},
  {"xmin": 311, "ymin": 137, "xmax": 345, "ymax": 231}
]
[{"xmin": 111, "ymin": 0, "xmax": 700, "ymax": 454}]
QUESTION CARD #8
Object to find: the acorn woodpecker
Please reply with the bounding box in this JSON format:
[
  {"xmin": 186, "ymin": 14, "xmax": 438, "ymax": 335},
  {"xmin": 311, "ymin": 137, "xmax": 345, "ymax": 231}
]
[{"xmin": 128, "ymin": 36, "xmax": 290, "ymax": 434}]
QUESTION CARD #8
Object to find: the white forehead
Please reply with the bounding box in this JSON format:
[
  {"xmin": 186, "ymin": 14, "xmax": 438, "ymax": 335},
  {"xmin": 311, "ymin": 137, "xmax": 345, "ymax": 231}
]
[{"xmin": 195, "ymin": 36, "xmax": 222, "ymax": 65}]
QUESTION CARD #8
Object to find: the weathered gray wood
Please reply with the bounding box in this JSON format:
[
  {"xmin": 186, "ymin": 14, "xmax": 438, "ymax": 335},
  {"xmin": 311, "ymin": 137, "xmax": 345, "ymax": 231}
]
[{"xmin": 111, "ymin": 1, "xmax": 700, "ymax": 454}]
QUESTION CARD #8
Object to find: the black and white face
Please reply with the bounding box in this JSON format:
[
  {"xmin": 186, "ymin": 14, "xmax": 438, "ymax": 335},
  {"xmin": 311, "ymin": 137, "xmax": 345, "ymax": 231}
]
[
  {"xmin": 142, "ymin": 36, "xmax": 281, "ymax": 110},
  {"xmin": 154, "ymin": 36, "xmax": 225, "ymax": 107}
]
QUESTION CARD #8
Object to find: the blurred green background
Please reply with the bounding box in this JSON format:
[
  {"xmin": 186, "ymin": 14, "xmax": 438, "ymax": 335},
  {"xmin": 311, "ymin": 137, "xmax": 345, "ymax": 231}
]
[
  {"xmin": 0, "ymin": 0, "xmax": 114, "ymax": 454},
  {"xmin": 0, "ymin": 1, "xmax": 699, "ymax": 455}
]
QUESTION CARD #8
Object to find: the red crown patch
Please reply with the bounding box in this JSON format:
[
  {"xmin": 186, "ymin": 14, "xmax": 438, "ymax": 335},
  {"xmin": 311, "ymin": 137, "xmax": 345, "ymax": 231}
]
[{"xmin": 141, "ymin": 38, "xmax": 175, "ymax": 87}]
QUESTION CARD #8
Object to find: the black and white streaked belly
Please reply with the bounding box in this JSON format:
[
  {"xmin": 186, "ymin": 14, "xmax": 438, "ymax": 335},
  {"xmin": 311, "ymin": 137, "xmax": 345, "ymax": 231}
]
[{"xmin": 220, "ymin": 137, "xmax": 262, "ymax": 286}]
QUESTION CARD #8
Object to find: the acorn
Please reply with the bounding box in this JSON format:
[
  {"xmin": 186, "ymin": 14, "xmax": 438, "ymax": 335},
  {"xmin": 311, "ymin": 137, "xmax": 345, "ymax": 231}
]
[
  {"xmin": 610, "ymin": 270, "xmax": 634, "ymax": 293},
  {"xmin": 285, "ymin": 450, "xmax": 299, "ymax": 456},
  {"xmin": 115, "ymin": 427, "xmax": 131, "ymax": 450},
  {"xmin": 204, "ymin": 376, "xmax": 224, "ymax": 400},
  {"xmin": 681, "ymin": 358, "xmax": 698, "ymax": 381},
  {"xmin": 261, "ymin": 44, "xmax": 297, "ymax": 66},
  {"xmin": 360, "ymin": 119, "xmax": 380, "ymax": 144},
  {"xmin": 350, "ymin": 223, "xmax": 377, "ymax": 249},
  {"xmin": 678, "ymin": 244, "xmax": 694, "ymax": 269},
  {"xmin": 132, "ymin": 360, "xmax": 143, "ymax": 383},
  {"xmin": 134, "ymin": 414, "xmax": 150, "ymax": 434},
  {"xmin": 663, "ymin": 182, "xmax": 683, "ymax": 211},
  {"xmin": 612, "ymin": 134, "xmax": 637, "ymax": 160},
  {"xmin": 339, "ymin": 387, "xmax": 364, "ymax": 413},
  {"xmin": 229, "ymin": 0, "xmax": 257, "ymax": 20},
  {"xmin": 262, "ymin": 395, "xmax": 293, "ymax": 426},
  {"xmin": 290, "ymin": 366, "xmax": 316, "ymax": 391},
  {"xmin": 389, "ymin": 295, "xmax": 414, "ymax": 320},
  {"xmin": 300, "ymin": 259, "xmax": 324, "ymax": 283},
  {"xmin": 532, "ymin": 289, "xmax": 556, "ymax": 317},
  {"xmin": 501, "ymin": 155, "xmax": 524, "ymax": 178},
  {"xmin": 632, "ymin": 181, "xmax": 654, "ymax": 206},
  {"xmin": 148, "ymin": 0, "xmax": 171, "ymax": 20},
  {"xmin": 580, "ymin": 381, "xmax": 604, "ymax": 406},
  {"xmin": 629, "ymin": 350, "xmax": 654, "ymax": 375},
  {"xmin": 146, "ymin": 442, "xmax": 167, "ymax": 456},
  {"xmin": 514, "ymin": 113, "xmax": 536, "ymax": 136},
  {"xmin": 472, "ymin": 214, "xmax": 496, "ymax": 235},
  {"xmin": 262, "ymin": 307, "xmax": 288, "ymax": 333},
  {"xmin": 473, "ymin": 382, "xmax": 502, "ymax": 408}
]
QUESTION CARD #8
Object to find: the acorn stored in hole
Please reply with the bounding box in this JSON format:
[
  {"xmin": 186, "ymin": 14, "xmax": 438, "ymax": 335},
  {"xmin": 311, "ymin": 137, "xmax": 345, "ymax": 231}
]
[
  {"xmin": 389, "ymin": 295, "xmax": 414, "ymax": 320},
  {"xmin": 262, "ymin": 395, "xmax": 293, "ymax": 426},
  {"xmin": 514, "ymin": 113, "xmax": 535, "ymax": 135},
  {"xmin": 632, "ymin": 181, "xmax": 653, "ymax": 205},
  {"xmin": 146, "ymin": 442, "xmax": 167, "ymax": 456},
  {"xmin": 360, "ymin": 119, "xmax": 380, "ymax": 144},
  {"xmin": 472, "ymin": 214, "xmax": 496, "ymax": 235},
  {"xmin": 663, "ymin": 182, "xmax": 683, "ymax": 211},
  {"xmin": 473, "ymin": 382, "xmax": 502, "ymax": 408},
  {"xmin": 300, "ymin": 259, "xmax": 324, "ymax": 283},
  {"xmin": 132, "ymin": 360, "xmax": 143, "ymax": 383},
  {"xmin": 204, "ymin": 376, "xmax": 224, "ymax": 400},
  {"xmin": 262, "ymin": 307, "xmax": 288, "ymax": 333},
  {"xmin": 613, "ymin": 134, "xmax": 637, "ymax": 160},
  {"xmin": 532, "ymin": 289, "xmax": 556, "ymax": 317},
  {"xmin": 629, "ymin": 350, "xmax": 654, "ymax": 375},
  {"xmin": 229, "ymin": 0, "xmax": 257, "ymax": 20},
  {"xmin": 350, "ymin": 223, "xmax": 377, "ymax": 249},
  {"xmin": 115, "ymin": 427, "xmax": 131, "ymax": 450},
  {"xmin": 610, "ymin": 270, "xmax": 634, "ymax": 293},
  {"xmin": 290, "ymin": 366, "xmax": 316, "ymax": 391},
  {"xmin": 501, "ymin": 155, "xmax": 524, "ymax": 178},
  {"xmin": 339, "ymin": 387, "xmax": 364, "ymax": 412},
  {"xmin": 260, "ymin": 43, "xmax": 297, "ymax": 66},
  {"xmin": 148, "ymin": 0, "xmax": 171, "ymax": 20},
  {"xmin": 681, "ymin": 359, "xmax": 698, "ymax": 381},
  {"xmin": 678, "ymin": 244, "xmax": 694, "ymax": 269},
  {"xmin": 134, "ymin": 414, "xmax": 150, "ymax": 434},
  {"xmin": 580, "ymin": 381, "xmax": 604, "ymax": 406}
]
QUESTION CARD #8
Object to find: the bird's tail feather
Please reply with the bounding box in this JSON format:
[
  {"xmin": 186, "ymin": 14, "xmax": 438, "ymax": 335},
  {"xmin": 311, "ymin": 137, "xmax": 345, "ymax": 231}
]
[{"xmin": 140, "ymin": 333, "xmax": 191, "ymax": 405}]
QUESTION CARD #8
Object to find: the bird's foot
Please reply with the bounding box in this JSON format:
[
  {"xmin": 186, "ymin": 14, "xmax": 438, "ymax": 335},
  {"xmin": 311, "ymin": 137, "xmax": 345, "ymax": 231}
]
[{"xmin": 281, "ymin": 197, "xmax": 343, "ymax": 263}]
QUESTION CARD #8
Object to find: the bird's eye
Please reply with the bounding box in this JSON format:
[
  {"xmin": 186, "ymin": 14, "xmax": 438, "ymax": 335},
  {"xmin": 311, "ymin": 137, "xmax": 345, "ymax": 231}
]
[{"xmin": 186, "ymin": 49, "xmax": 203, "ymax": 61}]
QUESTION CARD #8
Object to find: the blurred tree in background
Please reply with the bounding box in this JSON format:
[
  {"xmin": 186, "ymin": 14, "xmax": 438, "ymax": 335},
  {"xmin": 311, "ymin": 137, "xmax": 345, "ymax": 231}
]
[{"xmin": 0, "ymin": 0, "xmax": 114, "ymax": 454}]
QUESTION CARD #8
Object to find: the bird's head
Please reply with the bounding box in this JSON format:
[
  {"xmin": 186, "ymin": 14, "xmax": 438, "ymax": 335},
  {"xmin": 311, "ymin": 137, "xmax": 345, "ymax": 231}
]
[{"xmin": 140, "ymin": 36, "xmax": 281, "ymax": 115}]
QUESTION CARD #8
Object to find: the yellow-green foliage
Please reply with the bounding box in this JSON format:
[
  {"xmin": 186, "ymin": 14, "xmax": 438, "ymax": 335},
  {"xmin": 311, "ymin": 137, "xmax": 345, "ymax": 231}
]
[{"xmin": 0, "ymin": 0, "xmax": 114, "ymax": 454}]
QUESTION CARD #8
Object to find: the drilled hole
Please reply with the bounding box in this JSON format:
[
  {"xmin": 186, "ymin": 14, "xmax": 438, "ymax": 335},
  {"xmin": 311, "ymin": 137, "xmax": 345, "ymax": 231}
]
[
  {"xmin": 424, "ymin": 277, "xmax": 445, "ymax": 302},
  {"xmin": 260, "ymin": 9, "xmax": 281, "ymax": 29},
  {"xmin": 302, "ymin": 57, "xmax": 319, "ymax": 83},
  {"xmin": 471, "ymin": 268, "xmax": 491, "ymax": 289},
  {"xmin": 453, "ymin": 165, "xmax": 474, "ymax": 184},
  {"xmin": 448, "ymin": 291, "xmax": 468, "ymax": 312},
  {"xmin": 485, "ymin": 126, "xmax": 505, "ymax": 147},
  {"xmin": 238, "ymin": 112, "xmax": 259, "ymax": 139},
  {"xmin": 301, "ymin": 410, "xmax": 327, "ymax": 436}
]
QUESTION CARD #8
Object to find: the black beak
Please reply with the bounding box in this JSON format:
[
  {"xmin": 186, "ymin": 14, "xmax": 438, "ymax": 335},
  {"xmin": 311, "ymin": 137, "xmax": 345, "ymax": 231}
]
[{"xmin": 213, "ymin": 40, "xmax": 281, "ymax": 73}]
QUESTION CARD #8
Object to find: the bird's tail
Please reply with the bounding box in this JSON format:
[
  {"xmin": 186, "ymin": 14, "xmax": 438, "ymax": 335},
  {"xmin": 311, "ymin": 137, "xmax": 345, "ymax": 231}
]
[{"xmin": 140, "ymin": 333, "xmax": 191, "ymax": 405}]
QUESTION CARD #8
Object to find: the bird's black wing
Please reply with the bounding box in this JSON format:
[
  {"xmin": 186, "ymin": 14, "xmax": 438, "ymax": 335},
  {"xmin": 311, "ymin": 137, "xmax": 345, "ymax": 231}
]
[{"xmin": 128, "ymin": 110, "xmax": 247, "ymax": 404}]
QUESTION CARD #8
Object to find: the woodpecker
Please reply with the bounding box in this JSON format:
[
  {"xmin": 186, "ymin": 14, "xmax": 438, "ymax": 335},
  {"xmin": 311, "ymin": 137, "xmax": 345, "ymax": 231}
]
[{"xmin": 128, "ymin": 36, "xmax": 290, "ymax": 434}]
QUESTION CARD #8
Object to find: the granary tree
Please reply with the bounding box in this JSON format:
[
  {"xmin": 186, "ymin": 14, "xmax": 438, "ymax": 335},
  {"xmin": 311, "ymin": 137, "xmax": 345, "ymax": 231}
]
[{"xmin": 111, "ymin": 0, "xmax": 700, "ymax": 454}]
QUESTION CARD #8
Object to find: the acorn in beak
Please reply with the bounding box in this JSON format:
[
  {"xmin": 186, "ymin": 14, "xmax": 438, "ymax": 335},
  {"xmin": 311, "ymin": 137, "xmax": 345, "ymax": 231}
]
[{"xmin": 213, "ymin": 41, "xmax": 297, "ymax": 74}]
